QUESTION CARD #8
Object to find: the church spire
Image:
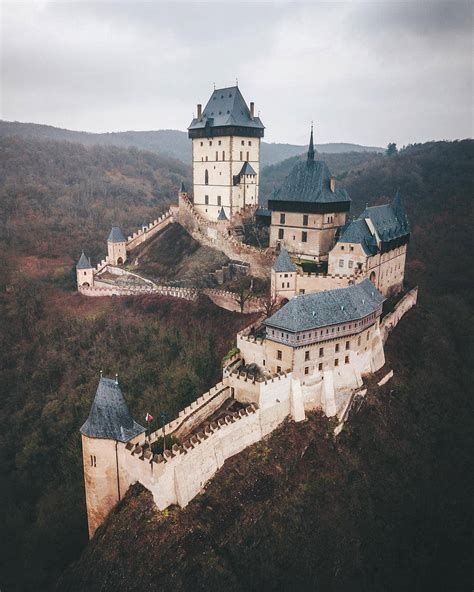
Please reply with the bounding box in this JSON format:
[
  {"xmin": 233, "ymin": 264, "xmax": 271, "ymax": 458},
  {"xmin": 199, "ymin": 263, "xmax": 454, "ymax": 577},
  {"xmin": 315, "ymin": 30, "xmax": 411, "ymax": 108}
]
[{"xmin": 307, "ymin": 123, "xmax": 315, "ymax": 163}]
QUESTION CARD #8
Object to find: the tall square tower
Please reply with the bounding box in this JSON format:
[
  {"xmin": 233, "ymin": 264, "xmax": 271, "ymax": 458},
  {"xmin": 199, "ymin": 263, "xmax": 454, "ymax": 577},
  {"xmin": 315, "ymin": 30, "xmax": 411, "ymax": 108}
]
[{"xmin": 188, "ymin": 86, "xmax": 264, "ymax": 221}]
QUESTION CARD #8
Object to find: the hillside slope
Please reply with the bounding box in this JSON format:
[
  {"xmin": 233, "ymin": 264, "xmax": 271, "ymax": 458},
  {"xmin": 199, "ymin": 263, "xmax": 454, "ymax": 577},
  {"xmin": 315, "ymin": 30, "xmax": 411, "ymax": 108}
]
[
  {"xmin": 0, "ymin": 120, "xmax": 383, "ymax": 166},
  {"xmin": 0, "ymin": 136, "xmax": 191, "ymax": 263},
  {"xmin": 58, "ymin": 305, "xmax": 472, "ymax": 592}
]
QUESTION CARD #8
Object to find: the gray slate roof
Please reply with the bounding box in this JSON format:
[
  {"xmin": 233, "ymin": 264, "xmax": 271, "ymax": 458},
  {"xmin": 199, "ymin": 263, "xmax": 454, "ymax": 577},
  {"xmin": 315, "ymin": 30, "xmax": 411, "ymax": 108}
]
[
  {"xmin": 360, "ymin": 193, "xmax": 410, "ymax": 243},
  {"xmin": 271, "ymin": 158, "xmax": 350, "ymax": 206},
  {"xmin": 76, "ymin": 251, "xmax": 92, "ymax": 269},
  {"xmin": 338, "ymin": 219, "xmax": 378, "ymax": 256},
  {"xmin": 264, "ymin": 279, "xmax": 385, "ymax": 333},
  {"xmin": 234, "ymin": 161, "xmax": 257, "ymax": 185},
  {"xmin": 108, "ymin": 226, "xmax": 126, "ymax": 243},
  {"xmin": 81, "ymin": 377, "xmax": 145, "ymax": 442},
  {"xmin": 217, "ymin": 207, "xmax": 228, "ymax": 221},
  {"xmin": 188, "ymin": 86, "xmax": 264, "ymax": 131},
  {"xmin": 337, "ymin": 192, "xmax": 409, "ymax": 253},
  {"xmin": 272, "ymin": 248, "xmax": 297, "ymax": 273}
]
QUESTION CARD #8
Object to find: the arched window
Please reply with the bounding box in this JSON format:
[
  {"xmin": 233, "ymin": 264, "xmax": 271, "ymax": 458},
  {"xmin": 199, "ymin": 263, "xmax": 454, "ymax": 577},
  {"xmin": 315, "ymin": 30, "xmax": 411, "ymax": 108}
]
[{"xmin": 205, "ymin": 169, "xmax": 209, "ymax": 185}]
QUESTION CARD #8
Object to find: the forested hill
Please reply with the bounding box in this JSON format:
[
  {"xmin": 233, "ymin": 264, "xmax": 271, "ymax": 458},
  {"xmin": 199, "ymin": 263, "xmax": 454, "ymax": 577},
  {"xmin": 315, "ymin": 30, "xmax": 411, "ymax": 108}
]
[
  {"xmin": 0, "ymin": 120, "xmax": 383, "ymax": 167},
  {"xmin": 0, "ymin": 136, "xmax": 191, "ymax": 264},
  {"xmin": 58, "ymin": 139, "xmax": 473, "ymax": 592}
]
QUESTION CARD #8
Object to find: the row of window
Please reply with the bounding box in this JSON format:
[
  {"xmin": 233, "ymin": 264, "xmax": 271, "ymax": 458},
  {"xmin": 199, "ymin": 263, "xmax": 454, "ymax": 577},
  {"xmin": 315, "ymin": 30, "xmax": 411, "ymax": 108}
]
[
  {"xmin": 279, "ymin": 214, "xmax": 334, "ymax": 226},
  {"xmin": 270, "ymin": 317, "xmax": 377, "ymax": 343},
  {"xmin": 274, "ymin": 357, "xmax": 351, "ymax": 375},
  {"xmin": 278, "ymin": 228, "xmax": 307, "ymax": 242},
  {"xmin": 199, "ymin": 140, "xmax": 253, "ymax": 147},
  {"xmin": 201, "ymin": 151, "xmax": 251, "ymax": 163},
  {"xmin": 204, "ymin": 195, "xmax": 222, "ymax": 206}
]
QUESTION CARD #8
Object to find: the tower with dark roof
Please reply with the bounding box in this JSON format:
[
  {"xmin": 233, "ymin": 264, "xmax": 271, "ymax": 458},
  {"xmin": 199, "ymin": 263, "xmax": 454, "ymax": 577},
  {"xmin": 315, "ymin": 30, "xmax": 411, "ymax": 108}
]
[
  {"xmin": 81, "ymin": 375, "xmax": 145, "ymax": 538},
  {"xmin": 76, "ymin": 250, "xmax": 94, "ymax": 288},
  {"xmin": 188, "ymin": 86, "xmax": 264, "ymax": 221},
  {"xmin": 107, "ymin": 226, "xmax": 127, "ymax": 266},
  {"xmin": 268, "ymin": 127, "xmax": 351, "ymax": 263}
]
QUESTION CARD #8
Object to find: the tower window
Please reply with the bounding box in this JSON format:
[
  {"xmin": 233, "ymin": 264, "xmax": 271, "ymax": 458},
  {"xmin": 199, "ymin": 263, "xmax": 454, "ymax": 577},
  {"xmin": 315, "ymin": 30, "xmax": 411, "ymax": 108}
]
[
  {"xmin": 205, "ymin": 195, "xmax": 209, "ymax": 205},
  {"xmin": 280, "ymin": 213, "xmax": 285, "ymax": 224},
  {"xmin": 205, "ymin": 170, "xmax": 209, "ymax": 185},
  {"xmin": 335, "ymin": 359, "xmax": 339, "ymax": 367},
  {"xmin": 222, "ymin": 151, "xmax": 225, "ymax": 160},
  {"xmin": 277, "ymin": 350, "xmax": 282, "ymax": 360},
  {"xmin": 339, "ymin": 259, "xmax": 344, "ymax": 267},
  {"xmin": 303, "ymin": 215, "xmax": 308, "ymax": 226},
  {"xmin": 248, "ymin": 141, "xmax": 252, "ymax": 146},
  {"xmin": 209, "ymin": 141, "xmax": 212, "ymax": 146},
  {"xmin": 318, "ymin": 363, "xmax": 323, "ymax": 371},
  {"xmin": 305, "ymin": 351, "xmax": 310, "ymax": 361},
  {"xmin": 278, "ymin": 228, "xmax": 284, "ymax": 240},
  {"xmin": 246, "ymin": 151, "xmax": 249, "ymax": 160},
  {"xmin": 217, "ymin": 196, "xmax": 221, "ymax": 206},
  {"xmin": 302, "ymin": 231, "xmax": 307, "ymax": 243},
  {"xmin": 345, "ymin": 341, "xmax": 350, "ymax": 349},
  {"xmin": 200, "ymin": 141, "xmax": 203, "ymax": 146},
  {"xmin": 335, "ymin": 343, "xmax": 340, "ymax": 353},
  {"xmin": 304, "ymin": 367, "xmax": 309, "ymax": 375},
  {"xmin": 216, "ymin": 151, "xmax": 218, "ymax": 160},
  {"xmin": 319, "ymin": 347, "xmax": 324, "ymax": 357},
  {"xmin": 241, "ymin": 140, "xmax": 245, "ymax": 146},
  {"xmin": 345, "ymin": 355, "xmax": 350, "ymax": 364},
  {"xmin": 240, "ymin": 151, "xmax": 243, "ymax": 160},
  {"xmin": 218, "ymin": 140, "xmax": 221, "ymax": 145}
]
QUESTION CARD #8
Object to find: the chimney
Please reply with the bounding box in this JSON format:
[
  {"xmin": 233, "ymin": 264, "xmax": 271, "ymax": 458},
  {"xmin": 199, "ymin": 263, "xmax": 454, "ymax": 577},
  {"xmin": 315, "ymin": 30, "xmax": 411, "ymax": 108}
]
[
  {"xmin": 250, "ymin": 102, "xmax": 255, "ymax": 119},
  {"xmin": 330, "ymin": 176, "xmax": 336, "ymax": 192},
  {"xmin": 197, "ymin": 103, "xmax": 202, "ymax": 119}
]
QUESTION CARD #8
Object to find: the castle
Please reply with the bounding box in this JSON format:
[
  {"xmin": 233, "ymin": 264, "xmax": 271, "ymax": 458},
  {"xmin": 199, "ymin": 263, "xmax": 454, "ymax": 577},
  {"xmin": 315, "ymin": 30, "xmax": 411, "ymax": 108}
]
[{"xmin": 78, "ymin": 85, "xmax": 417, "ymax": 538}]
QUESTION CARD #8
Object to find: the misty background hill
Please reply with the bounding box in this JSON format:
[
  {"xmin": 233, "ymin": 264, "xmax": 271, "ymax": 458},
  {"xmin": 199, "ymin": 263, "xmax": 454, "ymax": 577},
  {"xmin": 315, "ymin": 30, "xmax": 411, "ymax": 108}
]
[{"xmin": 0, "ymin": 120, "xmax": 383, "ymax": 167}]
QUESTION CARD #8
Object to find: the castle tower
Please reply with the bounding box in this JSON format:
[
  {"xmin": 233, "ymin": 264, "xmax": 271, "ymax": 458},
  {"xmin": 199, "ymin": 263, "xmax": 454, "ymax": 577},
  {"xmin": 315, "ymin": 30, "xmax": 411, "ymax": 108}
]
[
  {"xmin": 80, "ymin": 375, "xmax": 145, "ymax": 538},
  {"xmin": 271, "ymin": 247, "xmax": 297, "ymax": 301},
  {"xmin": 76, "ymin": 251, "xmax": 94, "ymax": 287},
  {"xmin": 107, "ymin": 226, "xmax": 127, "ymax": 266},
  {"xmin": 268, "ymin": 127, "xmax": 351, "ymax": 263},
  {"xmin": 188, "ymin": 86, "xmax": 265, "ymax": 222}
]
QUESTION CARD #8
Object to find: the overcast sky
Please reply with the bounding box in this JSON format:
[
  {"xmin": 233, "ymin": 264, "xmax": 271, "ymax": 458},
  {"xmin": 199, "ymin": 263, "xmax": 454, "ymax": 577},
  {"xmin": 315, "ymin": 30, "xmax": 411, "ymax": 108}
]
[{"xmin": 0, "ymin": 1, "xmax": 472, "ymax": 146}]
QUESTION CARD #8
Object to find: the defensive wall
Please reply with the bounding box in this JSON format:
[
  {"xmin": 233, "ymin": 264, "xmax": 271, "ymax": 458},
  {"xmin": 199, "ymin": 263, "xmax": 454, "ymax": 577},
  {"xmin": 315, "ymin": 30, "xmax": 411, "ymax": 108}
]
[
  {"xmin": 125, "ymin": 209, "xmax": 174, "ymax": 250},
  {"xmin": 380, "ymin": 287, "xmax": 418, "ymax": 343}
]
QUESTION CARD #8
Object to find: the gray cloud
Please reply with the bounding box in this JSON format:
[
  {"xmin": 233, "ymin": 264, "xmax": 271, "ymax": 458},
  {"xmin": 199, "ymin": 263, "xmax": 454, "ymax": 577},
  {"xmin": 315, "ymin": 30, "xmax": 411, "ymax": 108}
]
[{"xmin": 0, "ymin": 1, "xmax": 472, "ymax": 146}]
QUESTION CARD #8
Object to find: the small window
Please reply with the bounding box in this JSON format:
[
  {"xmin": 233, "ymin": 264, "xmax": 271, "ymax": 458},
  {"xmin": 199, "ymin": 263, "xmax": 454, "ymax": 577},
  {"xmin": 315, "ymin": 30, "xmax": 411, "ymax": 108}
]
[
  {"xmin": 209, "ymin": 141, "xmax": 212, "ymax": 146},
  {"xmin": 335, "ymin": 359, "xmax": 339, "ymax": 367},
  {"xmin": 218, "ymin": 140, "xmax": 221, "ymax": 145},
  {"xmin": 205, "ymin": 155, "xmax": 208, "ymax": 161},
  {"xmin": 319, "ymin": 347, "xmax": 324, "ymax": 357},
  {"xmin": 350, "ymin": 246, "xmax": 354, "ymax": 252},
  {"xmin": 280, "ymin": 213, "xmax": 286, "ymax": 224},
  {"xmin": 281, "ymin": 283, "xmax": 285, "ymax": 288},
  {"xmin": 216, "ymin": 151, "xmax": 218, "ymax": 160},
  {"xmin": 205, "ymin": 195, "xmax": 209, "ymax": 205},
  {"xmin": 339, "ymin": 259, "xmax": 344, "ymax": 268},
  {"xmin": 205, "ymin": 169, "xmax": 209, "ymax": 185},
  {"xmin": 345, "ymin": 341, "xmax": 350, "ymax": 350},
  {"xmin": 345, "ymin": 356, "xmax": 349, "ymax": 364},
  {"xmin": 84, "ymin": 271, "xmax": 87, "ymax": 275},
  {"xmin": 222, "ymin": 151, "xmax": 225, "ymax": 160},
  {"xmin": 305, "ymin": 351, "xmax": 310, "ymax": 361},
  {"xmin": 246, "ymin": 151, "xmax": 249, "ymax": 160},
  {"xmin": 335, "ymin": 344, "xmax": 339, "ymax": 353},
  {"xmin": 302, "ymin": 231, "xmax": 307, "ymax": 243},
  {"xmin": 248, "ymin": 141, "xmax": 252, "ymax": 146},
  {"xmin": 284, "ymin": 274, "xmax": 288, "ymax": 278},
  {"xmin": 318, "ymin": 363, "xmax": 323, "ymax": 371},
  {"xmin": 241, "ymin": 140, "xmax": 245, "ymax": 146},
  {"xmin": 200, "ymin": 141, "xmax": 203, "ymax": 146},
  {"xmin": 367, "ymin": 331, "xmax": 370, "ymax": 341},
  {"xmin": 217, "ymin": 196, "xmax": 221, "ymax": 206},
  {"xmin": 240, "ymin": 151, "xmax": 243, "ymax": 160},
  {"xmin": 341, "ymin": 245, "xmax": 345, "ymax": 250},
  {"xmin": 278, "ymin": 228, "xmax": 284, "ymax": 240},
  {"xmin": 287, "ymin": 282, "xmax": 290, "ymax": 288},
  {"xmin": 277, "ymin": 366, "xmax": 281, "ymax": 373},
  {"xmin": 303, "ymin": 215, "xmax": 308, "ymax": 226},
  {"xmin": 349, "ymin": 260, "xmax": 354, "ymax": 268},
  {"xmin": 277, "ymin": 350, "xmax": 282, "ymax": 360},
  {"xmin": 304, "ymin": 367, "xmax": 309, "ymax": 375},
  {"xmin": 357, "ymin": 336, "xmax": 361, "ymax": 346},
  {"xmin": 262, "ymin": 360, "xmax": 265, "ymax": 366}
]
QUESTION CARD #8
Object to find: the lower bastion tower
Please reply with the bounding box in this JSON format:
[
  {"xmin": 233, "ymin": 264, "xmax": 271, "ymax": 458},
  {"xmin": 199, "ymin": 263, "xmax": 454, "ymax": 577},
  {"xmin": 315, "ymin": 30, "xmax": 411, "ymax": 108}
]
[
  {"xmin": 80, "ymin": 376, "xmax": 145, "ymax": 538},
  {"xmin": 188, "ymin": 86, "xmax": 265, "ymax": 221}
]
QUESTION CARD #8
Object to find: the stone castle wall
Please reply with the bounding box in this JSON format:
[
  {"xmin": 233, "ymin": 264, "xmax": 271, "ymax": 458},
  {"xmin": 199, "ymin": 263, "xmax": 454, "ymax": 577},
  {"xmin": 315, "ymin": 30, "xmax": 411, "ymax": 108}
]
[{"xmin": 380, "ymin": 287, "xmax": 418, "ymax": 343}]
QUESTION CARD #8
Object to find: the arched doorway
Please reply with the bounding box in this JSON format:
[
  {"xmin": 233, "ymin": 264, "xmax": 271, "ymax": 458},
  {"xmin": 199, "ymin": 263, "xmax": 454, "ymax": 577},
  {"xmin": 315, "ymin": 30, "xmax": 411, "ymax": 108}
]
[
  {"xmin": 117, "ymin": 257, "xmax": 124, "ymax": 265},
  {"xmin": 369, "ymin": 271, "xmax": 376, "ymax": 284},
  {"xmin": 82, "ymin": 282, "xmax": 90, "ymax": 287}
]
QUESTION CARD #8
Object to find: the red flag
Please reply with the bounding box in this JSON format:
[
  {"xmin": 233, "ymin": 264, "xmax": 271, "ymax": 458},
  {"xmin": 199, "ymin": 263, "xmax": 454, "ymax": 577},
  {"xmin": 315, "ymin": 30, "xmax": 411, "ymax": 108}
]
[{"xmin": 145, "ymin": 413, "xmax": 154, "ymax": 422}]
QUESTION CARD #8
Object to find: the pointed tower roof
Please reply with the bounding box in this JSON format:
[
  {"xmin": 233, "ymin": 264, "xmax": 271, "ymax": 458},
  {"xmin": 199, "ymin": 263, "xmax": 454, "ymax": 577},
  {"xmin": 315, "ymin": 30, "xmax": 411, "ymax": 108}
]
[
  {"xmin": 80, "ymin": 376, "xmax": 145, "ymax": 442},
  {"xmin": 272, "ymin": 248, "xmax": 297, "ymax": 273},
  {"xmin": 188, "ymin": 86, "xmax": 264, "ymax": 137},
  {"xmin": 108, "ymin": 226, "xmax": 126, "ymax": 243},
  {"xmin": 217, "ymin": 207, "xmax": 228, "ymax": 221},
  {"xmin": 307, "ymin": 124, "xmax": 315, "ymax": 163},
  {"xmin": 76, "ymin": 251, "xmax": 92, "ymax": 269}
]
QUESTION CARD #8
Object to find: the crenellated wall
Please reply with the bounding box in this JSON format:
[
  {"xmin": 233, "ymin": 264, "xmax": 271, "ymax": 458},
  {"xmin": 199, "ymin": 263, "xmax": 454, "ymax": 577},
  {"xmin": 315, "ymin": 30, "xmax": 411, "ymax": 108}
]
[{"xmin": 125, "ymin": 209, "xmax": 174, "ymax": 251}]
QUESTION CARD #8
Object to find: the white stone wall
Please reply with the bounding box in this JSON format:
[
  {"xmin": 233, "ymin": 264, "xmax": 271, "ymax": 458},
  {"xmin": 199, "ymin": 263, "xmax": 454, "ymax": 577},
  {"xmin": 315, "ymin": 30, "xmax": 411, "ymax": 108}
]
[
  {"xmin": 192, "ymin": 135, "xmax": 260, "ymax": 220},
  {"xmin": 107, "ymin": 240, "xmax": 127, "ymax": 266}
]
